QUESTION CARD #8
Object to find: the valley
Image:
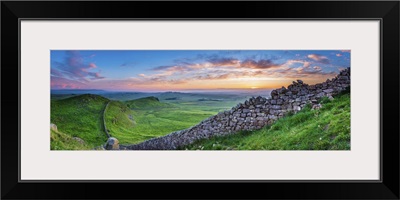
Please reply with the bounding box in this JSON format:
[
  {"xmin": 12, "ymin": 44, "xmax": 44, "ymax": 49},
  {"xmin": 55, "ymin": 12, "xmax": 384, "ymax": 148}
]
[{"xmin": 50, "ymin": 90, "xmax": 264, "ymax": 149}]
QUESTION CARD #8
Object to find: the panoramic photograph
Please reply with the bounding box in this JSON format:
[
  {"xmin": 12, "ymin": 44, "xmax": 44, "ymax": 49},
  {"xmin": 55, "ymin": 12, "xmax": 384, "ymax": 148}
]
[{"xmin": 50, "ymin": 50, "xmax": 351, "ymax": 150}]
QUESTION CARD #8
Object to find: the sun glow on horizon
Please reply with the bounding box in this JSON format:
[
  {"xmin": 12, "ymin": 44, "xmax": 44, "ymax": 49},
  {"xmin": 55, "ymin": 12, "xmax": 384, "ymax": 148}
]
[{"xmin": 51, "ymin": 50, "xmax": 350, "ymax": 91}]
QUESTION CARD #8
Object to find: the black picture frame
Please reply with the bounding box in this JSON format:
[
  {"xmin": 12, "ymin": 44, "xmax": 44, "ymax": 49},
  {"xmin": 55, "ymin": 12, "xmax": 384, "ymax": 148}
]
[{"xmin": 2, "ymin": 1, "xmax": 399, "ymax": 199}]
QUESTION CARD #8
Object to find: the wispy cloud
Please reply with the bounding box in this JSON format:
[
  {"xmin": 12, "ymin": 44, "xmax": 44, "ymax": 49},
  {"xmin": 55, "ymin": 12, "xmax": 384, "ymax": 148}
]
[
  {"xmin": 241, "ymin": 59, "xmax": 281, "ymax": 69},
  {"xmin": 89, "ymin": 63, "xmax": 97, "ymax": 68},
  {"xmin": 51, "ymin": 77, "xmax": 86, "ymax": 89},
  {"xmin": 307, "ymin": 54, "xmax": 330, "ymax": 64},
  {"xmin": 51, "ymin": 68, "xmax": 64, "ymax": 77},
  {"xmin": 51, "ymin": 50, "xmax": 348, "ymax": 91},
  {"xmin": 87, "ymin": 72, "xmax": 105, "ymax": 80},
  {"xmin": 52, "ymin": 51, "xmax": 105, "ymax": 82},
  {"xmin": 138, "ymin": 57, "xmax": 335, "ymax": 86},
  {"xmin": 207, "ymin": 57, "xmax": 240, "ymax": 66},
  {"xmin": 120, "ymin": 61, "xmax": 136, "ymax": 67}
]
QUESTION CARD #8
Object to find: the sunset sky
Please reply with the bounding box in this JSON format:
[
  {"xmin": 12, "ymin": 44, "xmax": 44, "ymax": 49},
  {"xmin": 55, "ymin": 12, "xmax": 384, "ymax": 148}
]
[{"xmin": 51, "ymin": 50, "xmax": 350, "ymax": 92}]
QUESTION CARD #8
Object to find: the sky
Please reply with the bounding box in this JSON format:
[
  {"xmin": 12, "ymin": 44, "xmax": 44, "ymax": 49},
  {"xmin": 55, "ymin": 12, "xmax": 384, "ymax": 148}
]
[{"xmin": 51, "ymin": 50, "xmax": 350, "ymax": 92}]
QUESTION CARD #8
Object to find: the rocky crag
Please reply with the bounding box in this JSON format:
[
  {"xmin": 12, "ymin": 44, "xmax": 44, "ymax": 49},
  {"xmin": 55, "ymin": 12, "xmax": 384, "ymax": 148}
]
[{"xmin": 121, "ymin": 68, "xmax": 350, "ymax": 150}]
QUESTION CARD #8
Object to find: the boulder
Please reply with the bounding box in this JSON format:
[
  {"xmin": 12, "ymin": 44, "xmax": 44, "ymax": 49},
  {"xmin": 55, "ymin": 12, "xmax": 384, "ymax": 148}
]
[
  {"xmin": 50, "ymin": 123, "xmax": 57, "ymax": 131},
  {"xmin": 312, "ymin": 104, "xmax": 322, "ymax": 110},
  {"xmin": 72, "ymin": 137, "xmax": 85, "ymax": 144},
  {"xmin": 105, "ymin": 137, "xmax": 120, "ymax": 150},
  {"xmin": 323, "ymin": 89, "xmax": 334, "ymax": 93},
  {"xmin": 293, "ymin": 105, "xmax": 301, "ymax": 111}
]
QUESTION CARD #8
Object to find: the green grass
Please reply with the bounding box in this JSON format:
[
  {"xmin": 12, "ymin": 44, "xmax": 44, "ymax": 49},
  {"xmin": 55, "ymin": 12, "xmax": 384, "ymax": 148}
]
[
  {"xmin": 50, "ymin": 94, "xmax": 238, "ymax": 149},
  {"xmin": 50, "ymin": 94, "xmax": 109, "ymax": 148},
  {"xmin": 181, "ymin": 92, "xmax": 351, "ymax": 150},
  {"xmin": 106, "ymin": 97, "xmax": 222, "ymax": 145},
  {"xmin": 104, "ymin": 101, "xmax": 136, "ymax": 141},
  {"xmin": 50, "ymin": 129, "xmax": 91, "ymax": 150},
  {"xmin": 125, "ymin": 96, "xmax": 171, "ymax": 109},
  {"xmin": 51, "ymin": 91, "xmax": 351, "ymax": 150}
]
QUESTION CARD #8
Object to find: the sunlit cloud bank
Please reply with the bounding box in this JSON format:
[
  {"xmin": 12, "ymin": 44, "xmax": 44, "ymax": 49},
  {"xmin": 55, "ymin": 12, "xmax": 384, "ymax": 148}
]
[{"xmin": 51, "ymin": 50, "xmax": 350, "ymax": 91}]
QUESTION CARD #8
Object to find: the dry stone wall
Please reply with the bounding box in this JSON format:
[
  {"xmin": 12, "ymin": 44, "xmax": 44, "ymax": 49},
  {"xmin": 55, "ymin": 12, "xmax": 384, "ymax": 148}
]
[{"xmin": 123, "ymin": 68, "xmax": 350, "ymax": 150}]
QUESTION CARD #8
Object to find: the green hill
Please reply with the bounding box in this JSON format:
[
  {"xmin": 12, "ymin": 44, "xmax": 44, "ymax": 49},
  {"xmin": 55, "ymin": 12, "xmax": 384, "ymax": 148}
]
[
  {"xmin": 51, "ymin": 129, "xmax": 91, "ymax": 150},
  {"xmin": 182, "ymin": 91, "xmax": 351, "ymax": 150},
  {"xmin": 106, "ymin": 96, "xmax": 217, "ymax": 145},
  {"xmin": 125, "ymin": 96, "xmax": 172, "ymax": 109},
  {"xmin": 50, "ymin": 94, "xmax": 109, "ymax": 148},
  {"xmin": 104, "ymin": 101, "xmax": 137, "ymax": 142}
]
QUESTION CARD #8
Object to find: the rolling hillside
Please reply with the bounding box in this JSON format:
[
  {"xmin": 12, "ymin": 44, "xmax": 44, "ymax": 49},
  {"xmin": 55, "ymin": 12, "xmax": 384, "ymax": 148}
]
[
  {"xmin": 125, "ymin": 96, "xmax": 172, "ymax": 109},
  {"xmin": 114, "ymin": 96, "xmax": 218, "ymax": 144},
  {"xmin": 103, "ymin": 101, "xmax": 136, "ymax": 142},
  {"xmin": 51, "ymin": 94, "xmax": 222, "ymax": 148},
  {"xmin": 50, "ymin": 94, "xmax": 109, "ymax": 148},
  {"xmin": 50, "ymin": 90, "xmax": 351, "ymax": 150}
]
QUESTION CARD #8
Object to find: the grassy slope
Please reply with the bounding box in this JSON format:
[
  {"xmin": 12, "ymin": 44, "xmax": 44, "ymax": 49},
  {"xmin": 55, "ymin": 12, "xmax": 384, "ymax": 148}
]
[
  {"xmin": 103, "ymin": 101, "xmax": 136, "ymax": 142},
  {"xmin": 125, "ymin": 96, "xmax": 169, "ymax": 109},
  {"xmin": 50, "ymin": 94, "xmax": 109, "ymax": 148},
  {"xmin": 50, "ymin": 129, "xmax": 91, "ymax": 150},
  {"xmin": 108, "ymin": 96, "xmax": 219, "ymax": 144},
  {"xmin": 50, "ymin": 94, "xmax": 236, "ymax": 148},
  {"xmin": 182, "ymin": 92, "xmax": 351, "ymax": 150}
]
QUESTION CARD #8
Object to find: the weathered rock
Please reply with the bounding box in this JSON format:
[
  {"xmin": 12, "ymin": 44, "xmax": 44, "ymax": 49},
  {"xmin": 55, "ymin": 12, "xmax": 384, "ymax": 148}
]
[
  {"xmin": 105, "ymin": 137, "xmax": 120, "ymax": 150},
  {"xmin": 312, "ymin": 104, "xmax": 322, "ymax": 110},
  {"xmin": 311, "ymin": 99, "xmax": 318, "ymax": 104},
  {"xmin": 271, "ymin": 105, "xmax": 281, "ymax": 110},
  {"xmin": 50, "ymin": 123, "xmax": 57, "ymax": 131},
  {"xmin": 93, "ymin": 146, "xmax": 105, "ymax": 150},
  {"xmin": 323, "ymin": 89, "xmax": 334, "ymax": 93},
  {"xmin": 72, "ymin": 137, "xmax": 85, "ymax": 144}
]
